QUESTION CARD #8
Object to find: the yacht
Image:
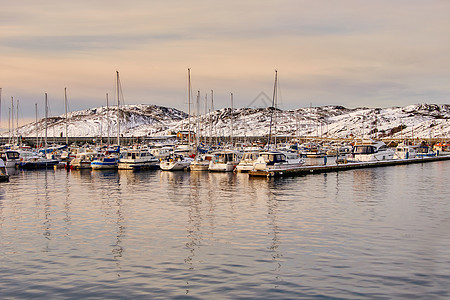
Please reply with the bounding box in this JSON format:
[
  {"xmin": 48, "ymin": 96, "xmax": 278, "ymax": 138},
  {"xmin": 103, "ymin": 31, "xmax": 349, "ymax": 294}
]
[
  {"xmin": 348, "ymin": 140, "xmax": 394, "ymax": 162},
  {"xmin": 252, "ymin": 151, "xmax": 305, "ymax": 172}
]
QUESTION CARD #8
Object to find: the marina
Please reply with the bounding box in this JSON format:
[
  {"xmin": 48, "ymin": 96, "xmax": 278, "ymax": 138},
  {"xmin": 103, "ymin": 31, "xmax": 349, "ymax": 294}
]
[{"xmin": 1, "ymin": 157, "xmax": 449, "ymax": 299}]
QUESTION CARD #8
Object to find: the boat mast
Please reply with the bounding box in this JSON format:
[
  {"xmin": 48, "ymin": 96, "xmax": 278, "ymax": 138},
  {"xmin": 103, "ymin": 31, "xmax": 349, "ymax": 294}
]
[
  {"xmin": 116, "ymin": 71, "xmax": 120, "ymax": 146},
  {"xmin": 209, "ymin": 90, "xmax": 213, "ymax": 145},
  {"xmin": 11, "ymin": 97, "xmax": 14, "ymax": 145},
  {"xmin": 64, "ymin": 87, "xmax": 68, "ymax": 145},
  {"xmin": 106, "ymin": 93, "xmax": 110, "ymax": 145},
  {"xmin": 16, "ymin": 99, "xmax": 20, "ymax": 146},
  {"xmin": 188, "ymin": 68, "xmax": 191, "ymax": 147},
  {"xmin": 196, "ymin": 90, "xmax": 200, "ymax": 153},
  {"xmin": 230, "ymin": 92, "xmax": 233, "ymax": 146},
  {"xmin": 45, "ymin": 93, "xmax": 48, "ymax": 153},
  {"xmin": 35, "ymin": 103, "xmax": 38, "ymax": 148},
  {"xmin": 204, "ymin": 92, "xmax": 208, "ymax": 144},
  {"xmin": 267, "ymin": 70, "xmax": 277, "ymax": 150}
]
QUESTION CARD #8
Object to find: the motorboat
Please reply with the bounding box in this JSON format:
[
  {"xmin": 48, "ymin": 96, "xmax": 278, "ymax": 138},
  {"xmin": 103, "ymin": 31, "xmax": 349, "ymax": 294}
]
[
  {"xmin": 70, "ymin": 151, "xmax": 97, "ymax": 170},
  {"xmin": 208, "ymin": 150, "xmax": 241, "ymax": 172},
  {"xmin": 1, "ymin": 150, "xmax": 20, "ymax": 168},
  {"xmin": 235, "ymin": 151, "xmax": 260, "ymax": 172},
  {"xmin": 18, "ymin": 152, "xmax": 59, "ymax": 169},
  {"xmin": 118, "ymin": 149, "xmax": 159, "ymax": 170},
  {"xmin": 347, "ymin": 140, "xmax": 395, "ymax": 162},
  {"xmin": 0, "ymin": 159, "xmax": 10, "ymax": 182},
  {"xmin": 415, "ymin": 145, "xmax": 437, "ymax": 158},
  {"xmin": 252, "ymin": 151, "xmax": 305, "ymax": 172},
  {"xmin": 394, "ymin": 141, "xmax": 418, "ymax": 159},
  {"xmin": 91, "ymin": 153, "xmax": 118, "ymax": 170},
  {"xmin": 189, "ymin": 154, "xmax": 213, "ymax": 171},
  {"xmin": 160, "ymin": 153, "xmax": 192, "ymax": 171}
]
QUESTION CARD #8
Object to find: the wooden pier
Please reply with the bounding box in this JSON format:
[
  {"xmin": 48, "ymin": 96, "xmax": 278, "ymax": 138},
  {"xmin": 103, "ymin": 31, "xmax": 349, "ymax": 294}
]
[{"xmin": 248, "ymin": 155, "xmax": 450, "ymax": 178}]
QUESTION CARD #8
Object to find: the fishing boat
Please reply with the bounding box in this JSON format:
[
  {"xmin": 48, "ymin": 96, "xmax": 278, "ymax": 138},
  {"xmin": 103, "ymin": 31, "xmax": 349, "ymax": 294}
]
[
  {"xmin": 118, "ymin": 149, "xmax": 159, "ymax": 170},
  {"xmin": 208, "ymin": 150, "xmax": 241, "ymax": 172},
  {"xmin": 347, "ymin": 140, "xmax": 395, "ymax": 162},
  {"xmin": 160, "ymin": 153, "xmax": 192, "ymax": 171}
]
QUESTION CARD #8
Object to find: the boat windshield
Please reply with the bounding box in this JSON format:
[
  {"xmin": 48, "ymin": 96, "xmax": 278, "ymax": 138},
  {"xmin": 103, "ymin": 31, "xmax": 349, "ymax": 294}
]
[
  {"xmin": 6, "ymin": 152, "xmax": 20, "ymax": 159},
  {"xmin": 260, "ymin": 153, "xmax": 286, "ymax": 164},
  {"xmin": 353, "ymin": 145, "xmax": 375, "ymax": 154}
]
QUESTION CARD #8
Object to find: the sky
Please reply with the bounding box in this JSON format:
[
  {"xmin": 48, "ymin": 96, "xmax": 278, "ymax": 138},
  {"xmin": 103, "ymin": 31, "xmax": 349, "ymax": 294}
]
[{"xmin": 1, "ymin": 0, "xmax": 450, "ymax": 126}]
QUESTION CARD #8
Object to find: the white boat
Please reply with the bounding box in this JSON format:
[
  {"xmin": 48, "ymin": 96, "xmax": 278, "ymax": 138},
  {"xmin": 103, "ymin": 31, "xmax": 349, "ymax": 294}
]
[
  {"xmin": 118, "ymin": 149, "xmax": 159, "ymax": 170},
  {"xmin": 1, "ymin": 150, "xmax": 20, "ymax": 168},
  {"xmin": 91, "ymin": 154, "xmax": 118, "ymax": 170},
  {"xmin": 208, "ymin": 150, "xmax": 240, "ymax": 172},
  {"xmin": 189, "ymin": 154, "xmax": 213, "ymax": 171},
  {"xmin": 348, "ymin": 140, "xmax": 395, "ymax": 162},
  {"xmin": 394, "ymin": 142, "xmax": 418, "ymax": 159},
  {"xmin": 0, "ymin": 159, "xmax": 9, "ymax": 182},
  {"xmin": 252, "ymin": 151, "xmax": 305, "ymax": 172},
  {"xmin": 235, "ymin": 151, "xmax": 260, "ymax": 172},
  {"xmin": 70, "ymin": 151, "xmax": 97, "ymax": 169},
  {"xmin": 160, "ymin": 154, "xmax": 192, "ymax": 171}
]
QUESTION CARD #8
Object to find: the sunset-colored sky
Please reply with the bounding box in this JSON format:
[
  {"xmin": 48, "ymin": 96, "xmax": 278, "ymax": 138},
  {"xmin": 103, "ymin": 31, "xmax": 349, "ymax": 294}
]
[{"xmin": 1, "ymin": 0, "xmax": 449, "ymax": 125}]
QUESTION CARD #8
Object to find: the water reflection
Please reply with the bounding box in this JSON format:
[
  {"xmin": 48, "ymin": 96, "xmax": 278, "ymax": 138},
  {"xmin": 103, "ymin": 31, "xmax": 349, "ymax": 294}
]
[{"xmin": 2, "ymin": 162, "xmax": 450, "ymax": 299}]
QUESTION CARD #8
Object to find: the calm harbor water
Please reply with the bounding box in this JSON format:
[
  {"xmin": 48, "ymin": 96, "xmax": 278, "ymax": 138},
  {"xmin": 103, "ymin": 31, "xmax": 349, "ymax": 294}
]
[{"xmin": 1, "ymin": 160, "xmax": 449, "ymax": 299}]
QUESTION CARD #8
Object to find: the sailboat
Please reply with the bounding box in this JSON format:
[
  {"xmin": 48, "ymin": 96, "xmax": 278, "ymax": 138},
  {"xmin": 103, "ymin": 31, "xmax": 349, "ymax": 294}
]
[
  {"xmin": 19, "ymin": 93, "xmax": 59, "ymax": 169},
  {"xmin": 249, "ymin": 70, "xmax": 304, "ymax": 176}
]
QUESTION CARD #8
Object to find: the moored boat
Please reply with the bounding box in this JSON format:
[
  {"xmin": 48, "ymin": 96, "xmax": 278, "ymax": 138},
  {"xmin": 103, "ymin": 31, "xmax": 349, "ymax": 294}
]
[
  {"xmin": 160, "ymin": 154, "xmax": 192, "ymax": 171},
  {"xmin": 208, "ymin": 150, "xmax": 240, "ymax": 172},
  {"xmin": 252, "ymin": 151, "xmax": 305, "ymax": 173},
  {"xmin": 235, "ymin": 151, "xmax": 260, "ymax": 172},
  {"xmin": 91, "ymin": 153, "xmax": 119, "ymax": 170},
  {"xmin": 118, "ymin": 149, "xmax": 159, "ymax": 170},
  {"xmin": 0, "ymin": 159, "xmax": 10, "ymax": 182},
  {"xmin": 347, "ymin": 140, "xmax": 394, "ymax": 162}
]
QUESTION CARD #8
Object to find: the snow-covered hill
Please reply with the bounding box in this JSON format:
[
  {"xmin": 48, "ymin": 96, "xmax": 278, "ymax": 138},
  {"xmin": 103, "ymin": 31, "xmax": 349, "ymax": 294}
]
[{"xmin": 6, "ymin": 103, "xmax": 450, "ymax": 140}]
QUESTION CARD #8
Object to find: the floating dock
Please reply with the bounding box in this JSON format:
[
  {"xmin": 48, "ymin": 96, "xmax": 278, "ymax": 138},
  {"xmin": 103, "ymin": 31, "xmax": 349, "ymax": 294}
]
[{"xmin": 248, "ymin": 155, "xmax": 450, "ymax": 178}]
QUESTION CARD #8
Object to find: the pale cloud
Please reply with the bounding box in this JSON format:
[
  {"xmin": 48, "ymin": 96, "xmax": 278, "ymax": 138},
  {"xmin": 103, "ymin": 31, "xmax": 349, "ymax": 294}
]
[{"xmin": 1, "ymin": 0, "xmax": 449, "ymax": 125}]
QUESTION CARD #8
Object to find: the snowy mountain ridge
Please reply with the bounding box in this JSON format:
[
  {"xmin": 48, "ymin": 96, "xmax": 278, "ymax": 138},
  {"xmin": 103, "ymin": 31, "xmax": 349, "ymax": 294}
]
[{"xmin": 6, "ymin": 103, "xmax": 450, "ymax": 140}]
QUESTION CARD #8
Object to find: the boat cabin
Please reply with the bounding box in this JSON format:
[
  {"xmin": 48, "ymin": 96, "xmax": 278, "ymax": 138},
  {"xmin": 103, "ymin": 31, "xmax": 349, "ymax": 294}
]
[{"xmin": 258, "ymin": 152, "xmax": 287, "ymax": 165}]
